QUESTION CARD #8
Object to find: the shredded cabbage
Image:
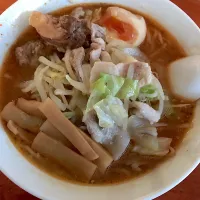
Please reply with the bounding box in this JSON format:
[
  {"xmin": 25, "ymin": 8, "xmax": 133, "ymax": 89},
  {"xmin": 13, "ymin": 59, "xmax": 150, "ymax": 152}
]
[
  {"xmin": 132, "ymin": 137, "xmax": 172, "ymax": 156},
  {"xmin": 117, "ymin": 79, "xmax": 139, "ymax": 99},
  {"xmin": 86, "ymin": 73, "xmax": 139, "ymax": 114},
  {"xmin": 93, "ymin": 73, "xmax": 125, "ymax": 96},
  {"xmin": 85, "ymin": 91, "xmax": 103, "ymax": 113},
  {"xmin": 85, "ymin": 73, "xmax": 124, "ymax": 113},
  {"xmin": 94, "ymin": 95, "xmax": 128, "ymax": 128},
  {"xmin": 139, "ymin": 84, "xmax": 158, "ymax": 100},
  {"xmin": 140, "ymin": 84, "xmax": 157, "ymax": 95},
  {"xmin": 92, "ymin": 77, "xmax": 107, "ymax": 94}
]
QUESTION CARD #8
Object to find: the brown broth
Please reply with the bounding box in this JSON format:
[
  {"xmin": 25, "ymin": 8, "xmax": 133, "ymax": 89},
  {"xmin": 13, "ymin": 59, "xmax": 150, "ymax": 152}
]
[{"xmin": 0, "ymin": 3, "xmax": 194, "ymax": 185}]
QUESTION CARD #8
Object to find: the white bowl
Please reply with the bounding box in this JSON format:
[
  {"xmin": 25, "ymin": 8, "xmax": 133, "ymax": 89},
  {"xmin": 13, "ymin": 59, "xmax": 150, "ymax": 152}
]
[{"xmin": 0, "ymin": 0, "xmax": 200, "ymax": 199}]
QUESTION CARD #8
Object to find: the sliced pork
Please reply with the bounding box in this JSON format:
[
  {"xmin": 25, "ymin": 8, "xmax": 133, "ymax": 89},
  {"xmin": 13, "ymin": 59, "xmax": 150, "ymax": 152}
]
[
  {"xmin": 91, "ymin": 23, "xmax": 106, "ymax": 40},
  {"xmin": 84, "ymin": 112, "xmax": 130, "ymax": 160},
  {"xmin": 15, "ymin": 40, "xmax": 53, "ymax": 66},
  {"xmin": 29, "ymin": 12, "xmax": 91, "ymax": 49},
  {"xmin": 90, "ymin": 61, "xmax": 152, "ymax": 86},
  {"xmin": 70, "ymin": 47, "xmax": 85, "ymax": 81},
  {"xmin": 100, "ymin": 51, "xmax": 112, "ymax": 62},
  {"xmin": 103, "ymin": 130, "xmax": 130, "ymax": 161},
  {"xmin": 90, "ymin": 62, "xmax": 117, "ymax": 83},
  {"xmin": 123, "ymin": 47, "xmax": 149, "ymax": 63},
  {"xmin": 131, "ymin": 101, "xmax": 161, "ymax": 124},
  {"xmin": 90, "ymin": 24, "xmax": 106, "ymax": 65},
  {"xmin": 90, "ymin": 48, "xmax": 102, "ymax": 65}
]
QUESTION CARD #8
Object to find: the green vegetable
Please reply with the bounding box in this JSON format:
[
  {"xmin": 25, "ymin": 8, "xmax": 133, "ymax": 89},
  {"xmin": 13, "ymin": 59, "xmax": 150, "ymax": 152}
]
[
  {"xmin": 85, "ymin": 73, "xmax": 125, "ymax": 113},
  {"xmin": 85, "ymin": 91, "xmax": 103, "ymax": 113},
  {"xmin": 94, "ymin": 95, "xmax": 128, "ymax": 128},
  {"xmin": 92, "ymin": 73, "xmax": 125, "ymax": 96},
  {"xmin": 101, "ymin": 73, "xmax": 125, "ymax": 96},
  {"xmin": 140, "ymin": 84, "xmax": 157, "ymax": 95},
  {"xmin": 138, "ymin": 84, "xmax": 159, "ymax": 102},
  {"xmin": 117, "ymin": 78, "xmax": 139, "ymax": 99},
  {"xmin": 92, "ymin": 76, "xmax": 107, "ymax": 94}
]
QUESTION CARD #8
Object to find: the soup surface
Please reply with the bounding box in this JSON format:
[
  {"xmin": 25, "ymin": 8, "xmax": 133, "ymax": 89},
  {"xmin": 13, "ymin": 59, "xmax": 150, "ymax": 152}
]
[{"xmin": 0, "ymin": 3, "xmax": 194, "ymax": 185}]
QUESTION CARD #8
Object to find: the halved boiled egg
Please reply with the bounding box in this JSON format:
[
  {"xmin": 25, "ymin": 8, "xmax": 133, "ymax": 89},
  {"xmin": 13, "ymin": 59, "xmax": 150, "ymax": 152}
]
[{"xmin": 101, "ymin": 7, "xmax": 147, "ymax": 47}]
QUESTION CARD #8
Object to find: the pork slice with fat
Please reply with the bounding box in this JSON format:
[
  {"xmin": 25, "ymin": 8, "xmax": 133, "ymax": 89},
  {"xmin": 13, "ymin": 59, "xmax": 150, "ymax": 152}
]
[{"xmin": 131, "ymin": 101, "xmax": 161, "ymax": 124}]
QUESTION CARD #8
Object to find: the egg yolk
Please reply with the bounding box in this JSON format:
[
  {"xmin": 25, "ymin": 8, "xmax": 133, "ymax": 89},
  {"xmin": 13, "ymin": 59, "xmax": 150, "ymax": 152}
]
[{"xmin": 102, "ymin": 16, "xmax": 137, "ymax": 42}]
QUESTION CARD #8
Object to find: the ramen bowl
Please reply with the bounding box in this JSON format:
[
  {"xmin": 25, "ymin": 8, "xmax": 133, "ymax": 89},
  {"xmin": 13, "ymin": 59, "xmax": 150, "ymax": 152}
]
[{"xmin": 0, "ymin": 0, "xmax": 200, "ymax": 199}]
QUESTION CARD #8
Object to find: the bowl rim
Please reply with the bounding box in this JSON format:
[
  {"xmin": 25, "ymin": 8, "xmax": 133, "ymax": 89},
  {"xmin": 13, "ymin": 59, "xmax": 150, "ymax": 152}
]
[{"xmin": 0, "ymin": 0, "xmax": 200, "ymax": 200}]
